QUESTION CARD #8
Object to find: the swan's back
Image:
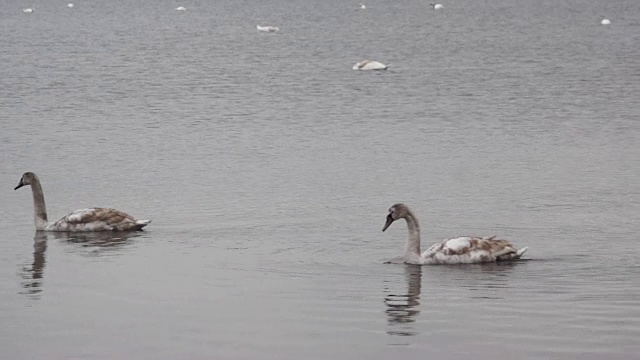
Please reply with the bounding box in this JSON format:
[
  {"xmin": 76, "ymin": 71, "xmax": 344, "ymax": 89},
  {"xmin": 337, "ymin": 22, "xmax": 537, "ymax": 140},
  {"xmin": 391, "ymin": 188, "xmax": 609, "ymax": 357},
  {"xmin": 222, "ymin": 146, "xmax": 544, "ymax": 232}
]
[
  {"xmin": 420, "ymin": 236, "xmax": 527, "ymax": 264},
  {"xmin": 353, "ymin": 60, "xmax": 389, "ymax": 70},
  {"xmin": 257, "ymin": 25, "xmax": 279, "ymax": 32},
  {"xmin": 51, "ymin": 208, "xmax": 151, "ymax": 231}
]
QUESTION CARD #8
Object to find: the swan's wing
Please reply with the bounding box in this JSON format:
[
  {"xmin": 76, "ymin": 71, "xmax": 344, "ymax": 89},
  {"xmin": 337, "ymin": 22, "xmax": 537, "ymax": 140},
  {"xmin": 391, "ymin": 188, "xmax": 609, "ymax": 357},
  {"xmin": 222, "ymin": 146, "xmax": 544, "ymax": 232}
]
[
  {"xmin": 421, "ymin": 236, "xmax": 520, "ymax": 264},
  {"xmin": 421, "ymin": 241, "xmax": 445, "ymax": 258},
  {"xmin": 67, "ymin": 208, "xmax": 134, "ymax": 222},
  {"xmin": 474, "ymin": 238, "xmax": 527, "ymax": 260},
  {"xmin": 356, "ymin": 61, "xmax": 388, "ymax": 70},
  {"xmin": 468, "ymin": 238, "xmax": 519, "ymax": 258},
  {"xmin": 356, "ymin": 60, "xmax": 370, "ymax": 69},
  {"xmin": 53, "ymin": 208, "xmax": 148, "ymax": 231}
]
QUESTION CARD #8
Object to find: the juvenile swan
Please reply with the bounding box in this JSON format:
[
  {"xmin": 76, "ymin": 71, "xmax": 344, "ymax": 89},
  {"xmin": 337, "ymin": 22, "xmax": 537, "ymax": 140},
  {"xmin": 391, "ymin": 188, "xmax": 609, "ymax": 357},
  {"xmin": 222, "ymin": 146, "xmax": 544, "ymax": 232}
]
[
  {"xmin": 382, "ymin": 203, "xmax": 528, "ymax": 265},
  {"xmin": 257, "ymin": 25, "xmax": 279, "ymax": 33},
  {"xmin": 352, "ymin": 60, "xmax": 389, "ymax": 70},
  {"xmin": 14, "ymin": 172, "xmax": 151, "ymax": 232}
]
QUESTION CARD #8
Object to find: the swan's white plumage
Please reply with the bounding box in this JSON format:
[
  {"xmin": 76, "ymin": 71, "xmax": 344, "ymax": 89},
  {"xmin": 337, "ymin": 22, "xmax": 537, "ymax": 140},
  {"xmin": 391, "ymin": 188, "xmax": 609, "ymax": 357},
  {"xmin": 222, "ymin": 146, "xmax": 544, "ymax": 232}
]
[
  {"xmin": 443, "ymin": 237, "xmax": 473, "ymax": 252},
  {"xmin": 383, "ymin": 203, "xmax": 528, "ymax": 265},
  {"xmin": 359, "ymin": 3, "xmax": 366, "ymax": 9},
  {"xmin": 23, "ymin": 8, "xmax": 34, "ymax": 13},
  {"xmin": 353, "ymin": 60, "xmax": 389, "ymax": 70},
  {"xmin": 66, "ymin": 208, "xmax": 94, "ymax": 222},
  {"xmin": 601, "ymin": 19, "xmax": 611, "ymax": 25},
  {"xmin": 175, "ymin": 6, "xmax": 186, "ymax": 11},
  {"xmin": 67, "ymin": 3, "xmax": 74, "ymax": 8},
  {"xmin": 14, "ymin": 172, "xmax": 151, "ymax": 232},
  {"xmin": 257, "ymin": 25, "xmax": 279, "ymax": 32},
  {"xmin": 432, "ymin": 3, "xmax": 443, "ymax": 10}
]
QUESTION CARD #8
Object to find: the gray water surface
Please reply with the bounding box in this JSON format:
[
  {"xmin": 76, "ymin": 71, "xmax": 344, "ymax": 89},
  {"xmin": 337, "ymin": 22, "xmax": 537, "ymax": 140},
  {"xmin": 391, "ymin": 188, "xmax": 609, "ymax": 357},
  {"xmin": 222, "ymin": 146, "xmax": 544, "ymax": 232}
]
[{"xmin": 1, "ymin": 0, "xmax": 639, "ymax": 359}]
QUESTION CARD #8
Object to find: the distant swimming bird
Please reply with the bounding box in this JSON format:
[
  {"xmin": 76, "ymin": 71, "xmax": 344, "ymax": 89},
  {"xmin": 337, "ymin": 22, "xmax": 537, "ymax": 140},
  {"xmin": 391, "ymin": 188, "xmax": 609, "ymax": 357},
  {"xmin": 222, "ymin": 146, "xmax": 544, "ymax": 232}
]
[
  {"xmin": 431, "ymin": 3, "xmax": 444, "ymax": 9},
  {"xmin": 382, "ymin": 203, "xmax": 529, "ymax": 265},
  {"xmin": 175, "ymin": 6, "xmax": 186, "ymax": 11},
  {"xmin": 257, "ymin": 25, "xmax": 279, "ymax": 32},
  {"xmin": 67, "ymin": 3, "xmax": 74, "ymax": 8},
  {"xmin": 601, "ymin": 18, "xmax": 611, "ymax": 25},
  {"xmin": 23, "ymin": 8, "xmax": 34, "ymax": 13},
  {"xmin": 14, "ymin": 172, "xmax": 151, "ymax": 232},
  {"xmin": 359, "ymin": 3, "xmax": 366, "ymax": 9},
  {"xmin": 352, "ymin": 60, "xmax": 390, "ymax": 71}
]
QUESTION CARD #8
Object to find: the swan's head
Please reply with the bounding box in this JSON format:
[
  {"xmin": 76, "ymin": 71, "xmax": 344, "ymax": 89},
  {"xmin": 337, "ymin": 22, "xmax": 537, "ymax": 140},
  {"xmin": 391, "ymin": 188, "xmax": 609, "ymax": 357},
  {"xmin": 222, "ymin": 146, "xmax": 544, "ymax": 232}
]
[
  {"xmin": 15, "ymin": 172, "xmax": 36, "ymax": 190},
  {"xmin": 382, "ymin": 203, "xmax": 409, "ymax": 231}
]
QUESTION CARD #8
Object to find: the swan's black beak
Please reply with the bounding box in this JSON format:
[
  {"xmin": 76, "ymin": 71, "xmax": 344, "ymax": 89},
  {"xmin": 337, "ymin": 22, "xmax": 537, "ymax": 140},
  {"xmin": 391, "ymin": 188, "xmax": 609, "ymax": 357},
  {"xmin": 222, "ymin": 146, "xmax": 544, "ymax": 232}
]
[
  {"xmin": 382, "ymin": 214, "xmax": 394, "ymax": 232},
  {"xmin": 14, "ymin": 179, "xmax": 24, "ymax": 190}
]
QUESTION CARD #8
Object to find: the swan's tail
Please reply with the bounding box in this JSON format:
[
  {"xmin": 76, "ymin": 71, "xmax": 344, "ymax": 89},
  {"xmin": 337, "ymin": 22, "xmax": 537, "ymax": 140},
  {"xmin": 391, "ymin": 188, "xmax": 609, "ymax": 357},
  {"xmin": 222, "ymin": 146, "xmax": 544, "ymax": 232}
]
[
  {"xmin": 134, "ymin": 219, "xmax": 151, "ymax": 230},
  {"xmin": 496, "ymin": 246, "xmax": 528, "ymax": 261},
  {"xmin": 515, "ymin": 246, "xmax": 528, "ymax": 258}
]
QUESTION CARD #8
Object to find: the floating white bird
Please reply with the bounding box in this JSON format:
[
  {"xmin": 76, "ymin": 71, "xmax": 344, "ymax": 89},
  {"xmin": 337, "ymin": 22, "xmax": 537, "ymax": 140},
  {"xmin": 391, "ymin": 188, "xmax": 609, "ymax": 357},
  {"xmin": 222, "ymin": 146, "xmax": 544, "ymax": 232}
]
[
  {"xmin": 67, "ymin": 3, "xmax": 74, "ymax": 8},
  {"xmin": 359, "ymin": 3, "xmax": 366, "ymax": 9},
  {"xmin": 175, "ymin": 6, "xmax": 186, "ymax": 11},
  {"xmin": 14, "ymin": 172, "xmax": 151, "ymax": 232},
  {"xmin": 383, "ymin": 203, "xmax": 528, "ymax": 265},
  {"xmin": 257, "ymin": 25, "xmax": 279, "ymax": 32},
  {"xmin": 23, "ymin": 8, "xmax": 34, "ymax": 13},
  {"xmin": 431, "ymin": 3, "xmax": 444, "ymax": 9},
  {"xmin": 352, "ymin": 60, "xmax": 390, "ymax": 70},
  {"xmin": 601, "ymin": 18, "xmax": 611, "ymax": 25}
]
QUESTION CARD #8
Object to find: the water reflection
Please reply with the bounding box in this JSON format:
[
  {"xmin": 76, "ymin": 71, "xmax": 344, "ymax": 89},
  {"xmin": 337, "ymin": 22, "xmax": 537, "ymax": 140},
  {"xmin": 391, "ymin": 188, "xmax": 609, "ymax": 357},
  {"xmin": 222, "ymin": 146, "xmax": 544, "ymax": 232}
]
[
  {"xmin": 52, "ymin": 231, "xmax": 144, "ymax": 259},
  {"xmin": 19, "ymin": 233, "xmax": 48, "ymax": 300},
  {"xmin": 459, "ymin": 261, "xmax": 521, "ymax": 300},
  {"xmin": 19, "ymin": 231, "xmax": 143, "ymax": 299},
  {"xmin": 384, "ymin": 265, "xmax": 422, "ymax": 339},
  {"xmin": 52, "ymin": 231, "xmax": 142, "ymax": 250}
]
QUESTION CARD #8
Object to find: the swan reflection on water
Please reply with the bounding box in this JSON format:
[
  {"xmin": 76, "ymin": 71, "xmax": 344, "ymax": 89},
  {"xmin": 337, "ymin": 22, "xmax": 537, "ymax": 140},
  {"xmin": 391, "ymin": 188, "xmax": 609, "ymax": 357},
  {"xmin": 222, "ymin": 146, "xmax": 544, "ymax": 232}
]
[
  {"xmin": 53, "ymin": 230, "xmax": 143, "ymax": 249},
  {"xmin": 382, "ymin": 260, "xmax": 526, "ymax": 342},
  {"xmin": 384, "ymin": 265, "xmax": 422, "ymax": 338},
  {"xmin": 20, "ymin": 233, "xmax": 48, "ymax": 299},
  {"xmin": 19, "ymin": 231, "xmax": 143, "ymax": 299}
]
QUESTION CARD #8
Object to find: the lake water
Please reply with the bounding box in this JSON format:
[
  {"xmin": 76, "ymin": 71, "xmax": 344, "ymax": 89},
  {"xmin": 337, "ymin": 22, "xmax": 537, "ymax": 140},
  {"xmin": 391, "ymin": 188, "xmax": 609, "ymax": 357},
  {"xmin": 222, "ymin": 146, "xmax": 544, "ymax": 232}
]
[{"xmin": 1, "ymin": 0, "xmax": 639, "ymax": 358}]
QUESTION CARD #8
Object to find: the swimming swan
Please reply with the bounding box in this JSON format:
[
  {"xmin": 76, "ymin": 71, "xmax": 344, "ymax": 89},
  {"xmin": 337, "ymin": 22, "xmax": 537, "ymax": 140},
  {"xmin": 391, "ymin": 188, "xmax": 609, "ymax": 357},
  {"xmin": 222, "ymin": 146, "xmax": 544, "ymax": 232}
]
[
  {"xmin": 382, "ymin": 203, "xmax": 528, "ymax": 265},
  {"xmin": 23, "ymin": 8, "xmax": 34, "ymax": 13},
  {"xmin": 431, "ymin": 3, "xmax": 444, "ymax": 10},
  {"xmin": 601, "ymin": 18, "xmax": 611, "ymax": 25},
  {"xmin": 359, "ymin": 3, "xmax": 366, "ymax": 9},
  {"xmin": 257, "ymin": 25, "xmax": 279, "ymax": 32},
  {"xmin": 175, "ymin": 6, "xmax": 186, "ymax": 11},
  {"xmin": 14, "ymin": 172, "xmax": 151, "ymax": 232},
  {"xmin": 353, "ymin": 60, "xmax": 389, "ymax": 70}
]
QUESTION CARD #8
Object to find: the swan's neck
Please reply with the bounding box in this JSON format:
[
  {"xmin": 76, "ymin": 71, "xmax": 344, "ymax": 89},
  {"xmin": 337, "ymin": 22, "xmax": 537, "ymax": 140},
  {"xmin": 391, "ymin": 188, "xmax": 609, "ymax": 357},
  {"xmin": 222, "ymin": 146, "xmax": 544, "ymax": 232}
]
[
  {"xmin": 403, "ymin": 210, "xmax": 421, "ymax": 260},
  {"xmin": 29, "ymin": 178, "xmax": 49, "ymax": 230}
]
